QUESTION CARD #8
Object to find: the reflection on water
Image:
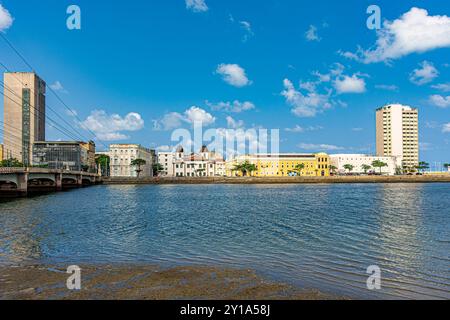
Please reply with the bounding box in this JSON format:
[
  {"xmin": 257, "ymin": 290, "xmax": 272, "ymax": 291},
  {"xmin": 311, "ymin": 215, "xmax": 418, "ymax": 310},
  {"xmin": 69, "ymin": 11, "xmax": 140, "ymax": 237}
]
[{"xmin": 0, "ymin": 184, "xmax": 449, "ymax": 299}]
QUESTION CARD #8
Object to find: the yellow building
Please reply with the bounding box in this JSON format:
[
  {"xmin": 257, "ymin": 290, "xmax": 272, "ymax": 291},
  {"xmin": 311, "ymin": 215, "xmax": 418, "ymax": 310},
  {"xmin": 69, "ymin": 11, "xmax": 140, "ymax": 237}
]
[
  {"xmin": 226, "ymin": 153, "xmax": 330, "ymax": 177},
  {"xmin": 0, "ymin": 144, "xmax": 3, "ymax": 161}
]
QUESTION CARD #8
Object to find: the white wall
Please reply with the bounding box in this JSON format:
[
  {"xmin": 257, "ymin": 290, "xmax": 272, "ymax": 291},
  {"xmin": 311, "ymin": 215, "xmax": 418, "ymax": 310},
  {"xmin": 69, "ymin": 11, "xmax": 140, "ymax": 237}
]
[{"xmin": 330, "ymin": 154, "xmax": 399, "ymax": 175}]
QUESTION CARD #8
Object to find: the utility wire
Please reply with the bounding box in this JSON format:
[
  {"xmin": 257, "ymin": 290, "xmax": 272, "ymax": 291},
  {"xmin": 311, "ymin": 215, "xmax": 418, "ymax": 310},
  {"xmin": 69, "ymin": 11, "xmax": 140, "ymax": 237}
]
[{"xmin": 0, "ymin": 33, "xmax": 108, "ymax": 149}]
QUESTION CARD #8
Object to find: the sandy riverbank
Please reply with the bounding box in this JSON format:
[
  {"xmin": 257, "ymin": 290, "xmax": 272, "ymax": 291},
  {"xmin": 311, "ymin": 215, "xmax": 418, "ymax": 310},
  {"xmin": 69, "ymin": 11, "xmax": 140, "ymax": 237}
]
[
  {"xmin": 103, "ymin": 175, "xmax": 450, "ymax": 185},
  {"xmin": 0, "ymin": 264, "xmax": 337, "ymax": 300}
]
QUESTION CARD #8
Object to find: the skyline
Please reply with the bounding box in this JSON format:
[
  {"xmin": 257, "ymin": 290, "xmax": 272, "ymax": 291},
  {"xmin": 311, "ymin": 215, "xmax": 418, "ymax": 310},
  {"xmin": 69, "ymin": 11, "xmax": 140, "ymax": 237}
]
[{"xmin": 0, "ymin": 1, "xmax": 449, "ymax": 164}]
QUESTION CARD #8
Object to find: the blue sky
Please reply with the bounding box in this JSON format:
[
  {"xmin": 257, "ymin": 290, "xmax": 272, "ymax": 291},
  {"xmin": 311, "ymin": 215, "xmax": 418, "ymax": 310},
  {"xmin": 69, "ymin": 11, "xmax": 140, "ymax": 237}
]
[{"xmin": 0, "ymin": 0, "xmax": 449, "ymax": 165}]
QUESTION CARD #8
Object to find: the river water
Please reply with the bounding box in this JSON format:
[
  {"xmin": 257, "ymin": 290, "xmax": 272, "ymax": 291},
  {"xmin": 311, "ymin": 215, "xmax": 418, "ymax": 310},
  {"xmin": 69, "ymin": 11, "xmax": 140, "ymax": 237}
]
[{"xmin": 0, "ymin": 183, "xmax": 449, "ymax": 299}]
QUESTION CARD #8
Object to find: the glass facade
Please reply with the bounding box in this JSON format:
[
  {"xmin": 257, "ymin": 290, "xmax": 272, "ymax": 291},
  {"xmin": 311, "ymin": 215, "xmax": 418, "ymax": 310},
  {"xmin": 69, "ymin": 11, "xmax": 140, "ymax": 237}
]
[
  {"xmin": 32, "ymin": 142, "xmax": 86, "ymax": 171},
  {"xmin": 22, "ymin": 88, "xmax": 31, "ymax": 166}
]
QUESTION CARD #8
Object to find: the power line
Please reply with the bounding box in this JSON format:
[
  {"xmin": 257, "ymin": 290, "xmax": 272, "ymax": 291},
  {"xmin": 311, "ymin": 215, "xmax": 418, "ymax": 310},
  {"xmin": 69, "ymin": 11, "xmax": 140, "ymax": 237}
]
[
  {"xmin": 0, "ymin": 83, "xmax": 83, "ymax": 141},
  {"xmin": 0, "ymin": 80, "xmax": 81, "ymax": 140},
  {"xmin": 0, "ymin": 33, "xmax": 108, "ymax": 149},
  {"xmin": 0, "ymin": 65, "xmax": 90, "ymax": 142}
]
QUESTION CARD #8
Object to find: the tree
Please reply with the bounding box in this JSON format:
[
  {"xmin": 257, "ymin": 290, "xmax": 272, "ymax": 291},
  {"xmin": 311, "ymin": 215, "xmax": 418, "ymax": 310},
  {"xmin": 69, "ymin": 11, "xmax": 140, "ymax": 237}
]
[
  {"xmin": 372, "ymin": 160, "xmax": 387, "ymax": 174},
  {"xmin": 289, "ymin": 163, "xmax": 305, "ymax": 176},
  {"xmin": 152, "ymin": 163, "xmax": 164, "ymax": 176},
  {"xmin": 343, "ymin": 164, "xmax": 354, "ymax": 173},
  {"xmin": 329, "ymin": 165, "xmax": 338, "ymax": 175},
  {"xmin": 246, "ymin": 163, "xmax": 257, "ymax": 176},
  {"xmin": 416, "ymin": 161, "xmax": 429, "ymax": 173},
  {"xmin": 361, "ymin": 164, "xmax": 371, "ymax": 174},
  {"xmin": 232, "ymin": 161, "xmax": 256, "ymax": 177},
  {"xmin": 95, "ymin": 154, "xmax": 110, "ymax": 176},
  {"xmin": 0, "ymin": 158, "xmax": 24, "ymax": 168},
  {"xmin": 131, "ymin": 158, "xmax": 146, "ymax": 178},
  {"xmin": 196, "ymin": 168, "xmax": 206, "ymax": 177},
  {"xmin": 444, "ymin": 163, "xmax": 450, "ymax": 171}
]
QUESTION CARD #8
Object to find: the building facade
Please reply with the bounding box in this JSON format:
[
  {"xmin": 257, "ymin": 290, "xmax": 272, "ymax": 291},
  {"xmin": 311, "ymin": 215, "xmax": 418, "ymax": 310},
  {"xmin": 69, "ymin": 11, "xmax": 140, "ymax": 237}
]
[
  {"xmin": 32, "ymin": 141, "xmax": 96, "ymax": 172},
  {"xmin": 110, "ymin": 144, "xmax": 155, "ymax": 177},
  {"xmin": 3, "ymin": 72, "xmax": 46, "ymax": 166},
  {"xmin": 376, "ymin": 104, "xmax": 419, "ymax": 169},
  {"xmin": 157, "ymin": 151, "xmax": 175, "ymax": 176},
  {"xmin": 158, "ymin": 146, "xmax": 226, "ymax": 177},
  {"xmin": 330, "ymin": 154, "xmax": 400, "ymax": 175},
  {"xmin": 226, "ymin": 153, "xmax": 330, "ymax": 177},
  {"xmin": 0, "ymin": 144, "xmax": 3, "ymax": 161}
]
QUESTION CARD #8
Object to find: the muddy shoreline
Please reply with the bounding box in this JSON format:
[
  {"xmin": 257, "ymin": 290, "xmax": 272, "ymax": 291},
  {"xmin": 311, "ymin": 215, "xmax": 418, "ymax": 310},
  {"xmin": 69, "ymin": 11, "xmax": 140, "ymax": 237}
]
[{"xmin": 0, "ymin": 264, "xmax": 339, "ymax": 300}]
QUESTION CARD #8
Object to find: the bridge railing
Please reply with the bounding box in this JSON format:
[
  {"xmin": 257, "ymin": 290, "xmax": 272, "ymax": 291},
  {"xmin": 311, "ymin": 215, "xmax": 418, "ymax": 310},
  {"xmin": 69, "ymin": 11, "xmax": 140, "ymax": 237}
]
[
  {"xmin": 0, "ymin": 167, "xmax": 26, "ymax": 174},
  {"xmin": 0, "ymin": 167, "xmax": 100, "ymax": 177}
]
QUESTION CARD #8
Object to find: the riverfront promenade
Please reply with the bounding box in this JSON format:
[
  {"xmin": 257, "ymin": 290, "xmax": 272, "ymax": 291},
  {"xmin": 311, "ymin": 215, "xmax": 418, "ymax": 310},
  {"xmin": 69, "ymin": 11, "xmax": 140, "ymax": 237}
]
[{"xmin": 103, "ymin": 174, "xmax": 450, "ymax": 185}]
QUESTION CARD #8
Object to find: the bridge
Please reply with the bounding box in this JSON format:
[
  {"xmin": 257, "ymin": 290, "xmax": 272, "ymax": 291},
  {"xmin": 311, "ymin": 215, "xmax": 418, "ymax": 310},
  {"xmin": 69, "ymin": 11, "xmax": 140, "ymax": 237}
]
[{"xmin": 0, "ymin": 167, "xmax": 101, "ymax": 196}]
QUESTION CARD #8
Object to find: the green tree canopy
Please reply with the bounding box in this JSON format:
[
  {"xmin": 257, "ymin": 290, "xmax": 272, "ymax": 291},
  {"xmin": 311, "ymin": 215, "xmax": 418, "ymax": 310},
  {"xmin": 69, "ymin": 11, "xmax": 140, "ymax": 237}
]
[
  {"xmin": 0, "ymin": 158, "xmax": 24, "ymax": 168},
  {"xmin": 131, "ymin": 158, "xmax": 146, "ymax": 178}
]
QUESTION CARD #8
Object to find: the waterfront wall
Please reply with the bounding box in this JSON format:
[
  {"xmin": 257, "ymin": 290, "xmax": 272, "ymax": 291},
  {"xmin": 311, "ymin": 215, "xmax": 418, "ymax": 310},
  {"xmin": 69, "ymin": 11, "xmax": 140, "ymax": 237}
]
[{"xmin": 103, "ymin": 175, "xmax": 450, "ymax": 185}]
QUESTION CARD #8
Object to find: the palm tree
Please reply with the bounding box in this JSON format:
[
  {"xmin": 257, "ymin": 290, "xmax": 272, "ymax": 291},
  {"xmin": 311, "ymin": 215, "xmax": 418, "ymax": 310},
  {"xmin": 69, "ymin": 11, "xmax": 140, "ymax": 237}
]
[
  {"xmin": 329, "ymin": 165, "xmax": 338, "ymax": 175},
  {"xmin": 290, "ymin": 163, "xmax": 305, "ymax": 176},
  {"xmin": 361, "ymin": 164, "xmax": 371, "ymax": 174},
  {"xmin": 131, "ymin": 158, "xmax": 146, "ymax": 178},
  {"xmin": 245, "ymin": 163, "xmax": 257, "ymax": 176},
  {"xmin": 232, "ymin": 163, "xmax": 246, "ymax": 176},
  {"xmin": 343, "ymin": 164, "xmax": 354, "ymax": 174},
  {"xmin": 372, "ymin": 160, "xmax": 387, "ymax": 174},
  {"xmin": 416, "ymin": 161, "xmax": 429, "ymax": 174},
  {"xmin": 232, "ymin": 161, "xmax": 257, "ymax": 177}
]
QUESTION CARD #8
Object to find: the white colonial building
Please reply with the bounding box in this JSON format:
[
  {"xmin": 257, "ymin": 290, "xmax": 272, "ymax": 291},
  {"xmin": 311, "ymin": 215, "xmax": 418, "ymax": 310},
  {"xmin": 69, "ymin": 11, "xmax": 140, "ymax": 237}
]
[
  {"xmin": 330, "ymin": 154, "xmax": 401, "ymax": 176},
  {"xmin": 109, "ymin": 144, "xmax": 156, "ymax": 177},
  {"xmin": 157, "ymin": 146, "xmax": 226, "ymax": 177}
]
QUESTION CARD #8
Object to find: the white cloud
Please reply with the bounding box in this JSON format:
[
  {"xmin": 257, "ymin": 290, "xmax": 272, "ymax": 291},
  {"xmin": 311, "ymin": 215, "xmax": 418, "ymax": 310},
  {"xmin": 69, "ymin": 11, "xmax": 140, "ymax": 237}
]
[
  {"xmin": 65, "ymin": 108, "xmax": 78, "ymax": 117},
  {"xmin": 340, "ymin": 7, "xmax": 450, "ymax": 63},
  {"xmin": 156, "ymin": 145, "xmax": 173, "ymax": 152},
  {"xmin": 216, "ymin": 63, "xmax": 251, "ymax": 87},
  {"xmin": 206, "ymin": 100, "xmax": 255, "ymax": 113},
  {"xmin": 0, "ymin": 5, "xmax": 13, "ymax": 32},
  {"xmin": 154, "ymin": 106, "xmax": 215, "ymax": 130},
  {"xmin": 352, "ymin": 127, "xmax": 364, "ymax": 132},
  {"xmin": 156, "ymin": 112, "xmax": 185, "ymax": 130},
  {"xmin": 419, "ymin": 142, "xmax": 433, "ymax": 151},
  {"xmin": 281, "ymin": 64, "xmax": 367, "ymax": 117},
  {"xmin": 305, "ymin": 25, "xmax": 320, "ymax": 42},
  {"xmin": 82, "ymin": 110, "xmax": 144, "ymax": 141},
  {"xmin": 184, "ymin": 106, "xmax": 215, "ymax": 125},
  {"xmin": 240, "ymin": 21, "xmax": 254, "ymax": 42},
  {"xmin": 49, "ymin": 81, "xmax": 69, "ymax": 94},
  {"xmin": 281, "ymin": 79, "xmax": 333, "ymax": 117},
  {"xmin": 285, "ymin": 125, "xmax": 305, "ymax": 133},
  {"xmin": 431, "ymin": 83, "xmax": 450, "ymax": 92},
  {"xmin": 443, "ymin": 123, "xmax": 450, "ymax": 133},
  {"xmin": 226, "ymin": 116, "xmax": 245, "ymax": 129},
  {"xmin": 285, "ymin": 125, "xmax": 323, "ymax": 133},
  {"xmin": 409, "ymin": 61, "xmax": 439, "ymax": 85},
  {"xmin": 185, "ymin": 0, "xmax": 208, "ymax": 13},
  {"xmin": 333, "ymin": 74, "xmax": 366, "ymax": 94},
  {"xmin": 298, "ymin": 143, "xmax": 344, "ymax": 151},
  {"xmin": 429, "ymin": 95, "xmax": 450, "ymax": 108},
  {"xmin": 375, "ymin": 84, "xmax": 399, "ymax": 91}
]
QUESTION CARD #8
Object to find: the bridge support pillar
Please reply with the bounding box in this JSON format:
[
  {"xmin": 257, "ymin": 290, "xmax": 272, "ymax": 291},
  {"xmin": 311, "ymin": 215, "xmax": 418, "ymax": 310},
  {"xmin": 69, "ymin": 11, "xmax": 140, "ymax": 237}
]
[
  {"xmin": 77, "ymin": 174, "xmax": 83, "ymax": 187},
  {"xmin": 55, "ymin": 173, "xmax": 63, "ymax": 191},
  {"xmin": 16, "ymin": 172, "xmax": 28, "ymax": 196}
]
